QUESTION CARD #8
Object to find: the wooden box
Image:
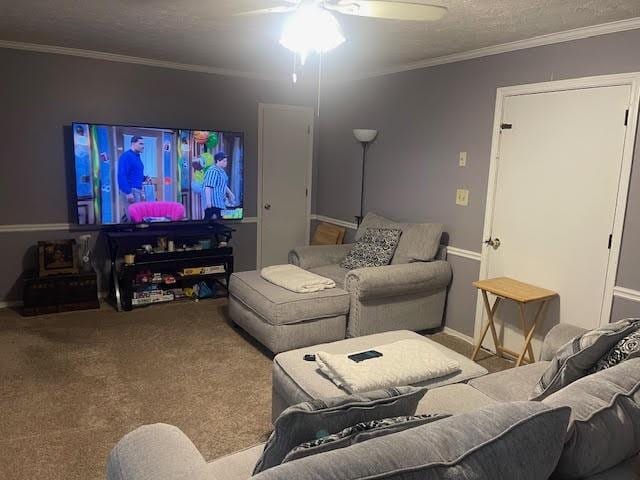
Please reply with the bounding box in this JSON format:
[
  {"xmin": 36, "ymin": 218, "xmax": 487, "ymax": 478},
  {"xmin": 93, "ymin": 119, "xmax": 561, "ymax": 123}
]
[{"xmin": 22, "ymin": 272, "xmax": 100, "ymax": 316}]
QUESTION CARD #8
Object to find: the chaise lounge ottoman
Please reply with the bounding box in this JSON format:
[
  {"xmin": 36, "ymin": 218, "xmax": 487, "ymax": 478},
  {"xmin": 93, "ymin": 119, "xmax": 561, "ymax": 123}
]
[
  {"xmin": 271, "ymin": 330, "xmax": 490, "ymax": 420},
  {"xmin": 228, "ymin": 271, "xmax": 350, "ymax": 354}
]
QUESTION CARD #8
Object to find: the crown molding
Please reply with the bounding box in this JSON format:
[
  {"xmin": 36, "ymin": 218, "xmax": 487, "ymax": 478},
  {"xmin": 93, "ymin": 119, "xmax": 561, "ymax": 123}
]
[
  {"xmin": 0, "ymin": 40, "xmax": 283, "ymax": 83},
  {"xmin": 333, "ymin": 16, "xmax": 640, "ymax": 83},
  {"xmin": 4, "ymin": 16, "xmax": 640, "ymax": 85}
]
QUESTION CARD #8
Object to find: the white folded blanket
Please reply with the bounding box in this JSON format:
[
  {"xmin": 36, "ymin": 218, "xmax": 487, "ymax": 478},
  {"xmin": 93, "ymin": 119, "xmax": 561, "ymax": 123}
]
[
  {"xmin": 316, "ymin": 340, "xmax": 461, "ymax": 393},
  {"xmin": 260, "ymin": 264, "xmax": 336, "ymax": 293}
]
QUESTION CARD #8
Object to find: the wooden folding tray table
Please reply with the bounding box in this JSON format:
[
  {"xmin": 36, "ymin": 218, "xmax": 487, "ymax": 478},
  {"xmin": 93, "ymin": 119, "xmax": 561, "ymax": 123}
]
[{"xmin": 471, "ymin": 277, "xmax": 558, "ymax": 367}]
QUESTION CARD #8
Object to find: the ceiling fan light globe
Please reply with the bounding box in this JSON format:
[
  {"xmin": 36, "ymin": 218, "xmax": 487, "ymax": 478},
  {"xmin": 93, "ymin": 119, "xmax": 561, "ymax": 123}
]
[{"xmin": 279, "ymin": 4, "xmax": 346, "ymax": 57}]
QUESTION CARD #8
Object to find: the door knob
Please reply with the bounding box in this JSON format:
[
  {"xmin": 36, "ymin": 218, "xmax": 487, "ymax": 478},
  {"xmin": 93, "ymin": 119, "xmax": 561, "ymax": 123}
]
[
  {"xmin": 484, "ymin": 237, "xmax": 501, "ymax": 250},
  {"xmin": 264, "ymin": 203, "xmax": 271, "ymax": 210}
]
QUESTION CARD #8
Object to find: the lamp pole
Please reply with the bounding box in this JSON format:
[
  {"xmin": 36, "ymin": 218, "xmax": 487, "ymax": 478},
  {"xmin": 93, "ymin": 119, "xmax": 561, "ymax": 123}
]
[{"xmin": 356, "ymin": 141, "xmax": 369, "ymax": 226}]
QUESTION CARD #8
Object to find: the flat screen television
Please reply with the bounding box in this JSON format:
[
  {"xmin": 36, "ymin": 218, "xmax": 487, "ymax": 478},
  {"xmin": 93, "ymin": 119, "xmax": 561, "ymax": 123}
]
[{"xmin": 72, "ymin": 122, "xmax": 244, "ymax": 225}]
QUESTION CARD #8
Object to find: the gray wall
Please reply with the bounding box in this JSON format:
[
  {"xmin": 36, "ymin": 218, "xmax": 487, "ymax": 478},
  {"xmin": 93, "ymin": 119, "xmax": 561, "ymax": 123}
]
[
  {"xmin": 315, "ymin": 28, "xmax": 640, "ymax": 334},
  {"xmin": 0, "ymin": 48, "xmax": 315, "ymax": 301}
]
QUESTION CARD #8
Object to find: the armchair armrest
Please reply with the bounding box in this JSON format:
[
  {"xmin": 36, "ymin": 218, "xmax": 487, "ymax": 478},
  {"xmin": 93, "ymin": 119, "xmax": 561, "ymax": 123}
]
[
  {"xmin": 345, "ymin": 261, "xmax": 452, "ymax": 301},
  {"xmin": 107, "ymin": 424, "xmax": 210, "ymax": 480},
  {"xmin": 540, "ymin": 323, "xmax": 588, "ymax": 361},
  {"xmin": 288, "ymin": 244, "xmax": 354, "ymax": 270}
]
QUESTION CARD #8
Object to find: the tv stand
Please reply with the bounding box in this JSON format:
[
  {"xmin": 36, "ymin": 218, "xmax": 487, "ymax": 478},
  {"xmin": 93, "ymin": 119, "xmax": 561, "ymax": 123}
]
[{"xmin": 105, "ymin": 223, "xmax": 234, "ymax": 311}]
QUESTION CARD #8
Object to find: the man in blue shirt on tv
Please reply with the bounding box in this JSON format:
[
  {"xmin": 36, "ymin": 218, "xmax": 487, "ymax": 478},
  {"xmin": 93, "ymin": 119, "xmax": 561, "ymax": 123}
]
[
  {"xmin": 118, "ymin": 136, "xmax": 146, "ymax": 222},
  {"xmin": 203, "ymin": 152, "xmax": 235, "ymax": 220}
]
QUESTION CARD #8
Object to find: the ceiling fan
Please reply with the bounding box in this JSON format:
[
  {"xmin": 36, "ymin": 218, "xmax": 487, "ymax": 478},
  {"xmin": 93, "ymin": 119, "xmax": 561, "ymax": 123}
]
[
  {"xmin": 231, "ymin": 1, "xmax": 448, "ymax": 78},
  {"xmin": 238, "ymin": 0, "xmax": 448, "ymax": 22}
]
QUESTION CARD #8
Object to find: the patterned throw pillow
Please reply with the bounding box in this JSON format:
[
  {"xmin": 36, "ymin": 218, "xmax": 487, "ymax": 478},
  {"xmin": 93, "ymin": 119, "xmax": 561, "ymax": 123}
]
[
  {"xmin": 593, "ymin": 327, "xmax": 640, "ymax": 372},
  {"xmin": 282, "ymin": 414, "xmax": 449, "ymax": 463},
  {"xmin": 340, "ymin": 228, "xmax": 402, "ymax": 270},
  {"xmin": 252, "ymin": 386, "xmax": 427, "ymax": 474},
  {"xmin": 530, "ymin": 318, "xmax": 640, "ymax": 401}
]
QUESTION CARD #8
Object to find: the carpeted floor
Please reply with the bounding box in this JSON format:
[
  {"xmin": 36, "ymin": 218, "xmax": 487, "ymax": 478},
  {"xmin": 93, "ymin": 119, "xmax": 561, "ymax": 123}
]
[{"xmin": 0, "ymin": 300, "xmax": 511, "ymax": 480}]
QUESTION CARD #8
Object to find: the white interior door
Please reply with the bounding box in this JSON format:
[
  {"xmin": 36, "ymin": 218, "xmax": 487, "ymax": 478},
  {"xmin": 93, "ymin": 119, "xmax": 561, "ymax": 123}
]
[
  {"xmin": 259, "ymin": 104, "xmax": 313, "ymax": 267},
  {"xmin": 482, "ymin": 85, "xmax": 631, "ymax": 356}
]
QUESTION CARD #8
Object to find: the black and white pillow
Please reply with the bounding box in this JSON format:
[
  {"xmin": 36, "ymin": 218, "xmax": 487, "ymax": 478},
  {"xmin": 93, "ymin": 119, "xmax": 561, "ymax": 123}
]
[
  {"xmin": 252, "ymin": 386, "xmax": 427, "ymax": 474},
  {"xmin": 282, "ymin": 414, "xmax": 448, "ymax": 463},
  {"xmin": 340, "ymin": 228, "xmax": 402, "ymax": 270},
  {"xmin": 593, "ymin": 327, "xmax": 640, "ymax": 372},
  {"xmin": 530, "ymin": 318, "xmax": 640, "ymax": 400}
]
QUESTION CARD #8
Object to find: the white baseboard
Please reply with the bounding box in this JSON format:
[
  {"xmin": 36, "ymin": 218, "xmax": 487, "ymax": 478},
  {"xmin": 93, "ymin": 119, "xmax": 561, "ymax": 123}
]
[
  {"xmin": 0, "ymin": 300, "xmax": 22, "ymax": 309},
  {"xmin": 0, "ymin": 291, "xmax": 109, "ymax": 311},
  {"xmin": 443, "ymin": 327, "xmax": 476, "ymax": 345}
]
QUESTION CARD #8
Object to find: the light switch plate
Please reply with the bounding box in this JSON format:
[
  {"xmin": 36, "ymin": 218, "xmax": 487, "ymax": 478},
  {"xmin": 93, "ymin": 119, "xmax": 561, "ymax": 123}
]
[
  {"xmin": 459, "ymin": 151, "xmax": 467, "ymax": 167},
  {"xmin": 456, "ymin": 189, "xmax": 469, "ymax": 206}
]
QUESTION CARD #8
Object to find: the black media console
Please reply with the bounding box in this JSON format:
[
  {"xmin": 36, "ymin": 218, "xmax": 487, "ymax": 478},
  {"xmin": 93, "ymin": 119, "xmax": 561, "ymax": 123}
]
[{"xmin": 105, "ymin": 223, "xmax": 234, "ymax": 311}]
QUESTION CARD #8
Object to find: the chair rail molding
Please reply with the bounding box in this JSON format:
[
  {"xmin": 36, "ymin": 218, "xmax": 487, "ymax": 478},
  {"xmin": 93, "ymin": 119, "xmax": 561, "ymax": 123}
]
[
  {"xmin": 309, "ymin": 214, "xmax": 482, "ymax": 261},
  {"xmin": 0, "ymin": 218, "xmax": 259, "ymax": 233},
  {"xmin": 446, "ymin": 246, "xmax": 482, "ymax": 262},
  {"xmin": 612, "ymin": 286, "xmax": 640, "ymax": 303},
  {"xmin": 310, "ymin": 214, "xmax": 358, "ymax": 230}
]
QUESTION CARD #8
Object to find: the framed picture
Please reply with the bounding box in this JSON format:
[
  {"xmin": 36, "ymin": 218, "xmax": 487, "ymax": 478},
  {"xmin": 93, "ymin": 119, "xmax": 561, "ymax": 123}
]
[{"xmin": 38, "ymin": 240, "xmax": 79, "ymax": 277}]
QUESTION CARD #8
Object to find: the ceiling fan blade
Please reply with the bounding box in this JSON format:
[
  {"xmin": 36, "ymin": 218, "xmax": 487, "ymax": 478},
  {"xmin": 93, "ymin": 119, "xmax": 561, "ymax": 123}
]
[
  {"xmin": 327, "ymin": 1, "xmax": 447, "ymax": 21},
  {"xmin": 232, "ymin": 5, "xmax": 297, "ymax": 17}
]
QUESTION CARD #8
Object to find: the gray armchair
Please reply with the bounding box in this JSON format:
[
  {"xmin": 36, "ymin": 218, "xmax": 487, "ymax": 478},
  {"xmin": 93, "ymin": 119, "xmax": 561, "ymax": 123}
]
[{"xmin": 289, "ymin": 213, "xmax": 452, "ymax": 337}]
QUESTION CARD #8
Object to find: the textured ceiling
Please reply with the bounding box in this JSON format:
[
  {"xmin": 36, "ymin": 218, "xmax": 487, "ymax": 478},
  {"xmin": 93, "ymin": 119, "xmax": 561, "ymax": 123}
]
[{"xmin": 1, "ymin": 0, "xmax": 640, "ymax": 80}]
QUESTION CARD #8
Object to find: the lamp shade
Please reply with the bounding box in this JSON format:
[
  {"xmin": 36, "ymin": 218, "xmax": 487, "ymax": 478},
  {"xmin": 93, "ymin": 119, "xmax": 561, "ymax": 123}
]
[{"xmin": 353, "ymin": 129, "xmax": 378, "ymax": 143}]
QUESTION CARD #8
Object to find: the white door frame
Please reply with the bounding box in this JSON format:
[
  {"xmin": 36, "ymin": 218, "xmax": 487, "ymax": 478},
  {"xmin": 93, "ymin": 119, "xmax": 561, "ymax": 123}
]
[
  {"xmin": 256, "ymin": 103, "xmax": 314, "ymax": 268},
  {"xmin": 474, "ymin": 72, "xmax": 640, "ymax": 342}
]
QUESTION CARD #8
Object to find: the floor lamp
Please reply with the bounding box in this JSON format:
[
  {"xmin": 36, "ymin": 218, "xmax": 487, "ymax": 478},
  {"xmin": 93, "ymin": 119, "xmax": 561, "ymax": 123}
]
[{"xmin": 353, "ymin": 129, "xmax": 378, "ymax": 225}]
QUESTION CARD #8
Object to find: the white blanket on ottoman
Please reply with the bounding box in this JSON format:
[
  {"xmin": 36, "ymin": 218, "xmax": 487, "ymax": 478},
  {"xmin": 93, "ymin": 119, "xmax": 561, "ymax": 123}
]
[
  {"xmin": 315, "ymin": 339, "xmax": 461, "ymax": 393},
  {"xmin": 261, "ymin": 264, "xmax": 336, "ymax": 293}
]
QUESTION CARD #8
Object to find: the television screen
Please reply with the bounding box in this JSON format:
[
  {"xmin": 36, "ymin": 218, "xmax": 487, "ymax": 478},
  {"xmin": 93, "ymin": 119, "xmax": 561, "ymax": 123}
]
[{"xmin": 72, "ymin": 123, "xmax": 244, "ymax": 225}]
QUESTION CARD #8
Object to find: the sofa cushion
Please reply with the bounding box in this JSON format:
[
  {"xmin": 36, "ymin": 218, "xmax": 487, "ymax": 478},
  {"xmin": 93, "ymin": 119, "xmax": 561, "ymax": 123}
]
[
  {"xmin": 207, "ymin": 444, "xmax": 265, "ymax": 480},
  {"xmin": 282, "ymin": 414, "xmax": 447, "ymax": 464},
  {"xmin": 543, "ymin": 358, "xmax": 640, "ymax": 479},
  {"xmin": 274, "ymin": 331, "xmax": 488, "ymax": 403},
  {"xmin": 582, "ymin": 454, "xmax": 640, "ymax": 480},
  {"xmin": 355, "ymin": 212, "xmax": 443, "ymax": 263},
  {"xmin": 308, "ymin": 264, "xmax": 349, "ymax": 287},
  {"xmin": 251, "ymin": 402, "xmax": 571, "ymax": 480},
  {"xmin": 531, "ymin": 318, "xmax": 640, "ymax": 400},
  {"xmin": 469, "ymin": 362, "xmax": 550, "ymax": 402},
  {"xmin": 415, "ymin": 383, "xmax": 498, "ymax": 415},
  {"xmin": 593, "ymin": 325, "xmax": 640, "ymax": 372},
  {"xmin": 229, "ymin": 271, "xmax": 349, "ymax": 326},
  {"xmin": 253, "ymin": 386, "xmax": 428, "ymax": 474}
]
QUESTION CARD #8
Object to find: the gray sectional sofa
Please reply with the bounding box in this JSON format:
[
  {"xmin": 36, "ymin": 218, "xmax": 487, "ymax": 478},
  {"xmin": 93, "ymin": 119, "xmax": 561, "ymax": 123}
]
[{"xmin": 106, "ymin": 323, "xmax": 640, "ymax": 480}]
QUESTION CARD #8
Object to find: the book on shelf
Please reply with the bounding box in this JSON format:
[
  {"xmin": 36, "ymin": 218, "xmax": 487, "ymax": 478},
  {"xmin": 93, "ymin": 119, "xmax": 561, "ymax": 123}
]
[{"xmin": 178, "ymin": 265, "xmax": 225, "ymax": 276}]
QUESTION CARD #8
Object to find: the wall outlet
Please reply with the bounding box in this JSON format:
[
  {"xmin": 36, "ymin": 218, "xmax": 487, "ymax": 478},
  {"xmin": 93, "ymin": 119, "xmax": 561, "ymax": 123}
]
[
  {"xmin": 456, "ymin": 189, "xmax": 469, "ymax": 206},
  {"xmin": 459, "ymin": 151, "xmax": 467, "ymax": 167}
]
